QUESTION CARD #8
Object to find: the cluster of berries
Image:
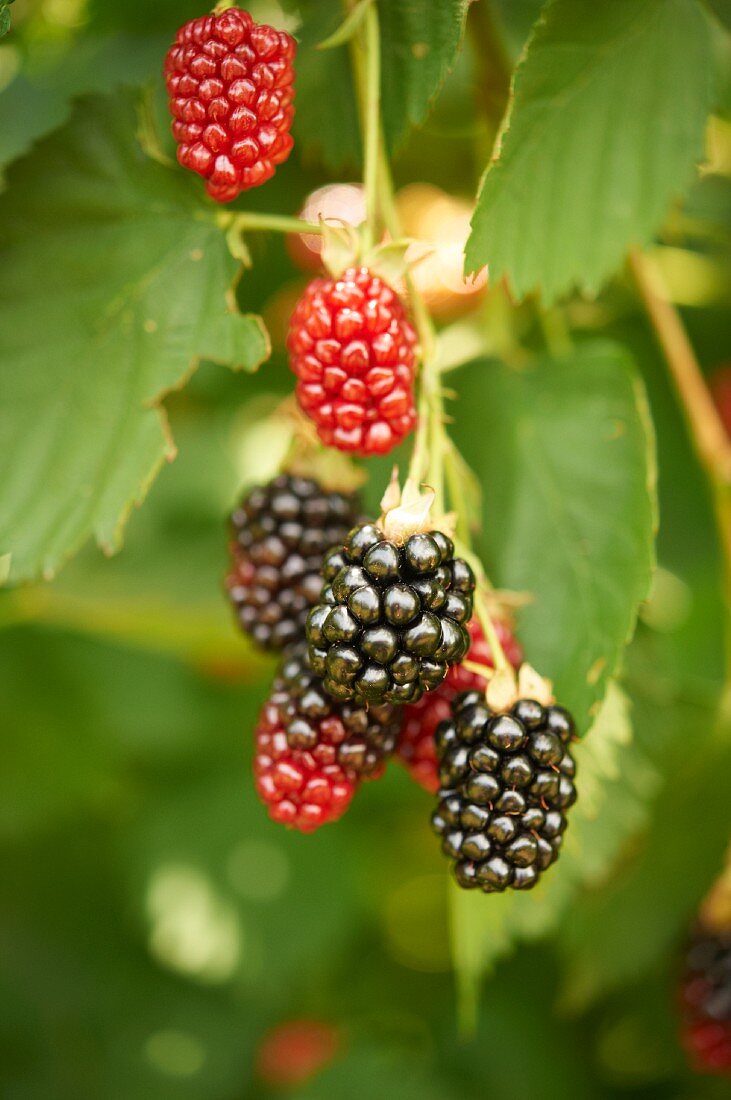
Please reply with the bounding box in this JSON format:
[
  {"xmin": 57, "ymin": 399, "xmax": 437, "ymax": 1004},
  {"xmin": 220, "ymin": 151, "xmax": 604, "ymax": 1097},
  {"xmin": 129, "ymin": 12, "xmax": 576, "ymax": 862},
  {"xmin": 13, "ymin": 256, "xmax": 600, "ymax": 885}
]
[
  {"xmin": 680, "ymin": 925, "xmax": 731, "ymax": 1076},
  {"xmin": 165, "ymin": 9, "xmax": 418, "ymax": 458},
  {"xmin": 226, "ymin": 473, "xmax": 578, "ymax": 894},
  {"xmin": 167, "ymin": 8, "xmax": 579, "ymax": 896},
  {"xmin": 432, "ymin": 694, "xmax": 576, "ymax": 892}
]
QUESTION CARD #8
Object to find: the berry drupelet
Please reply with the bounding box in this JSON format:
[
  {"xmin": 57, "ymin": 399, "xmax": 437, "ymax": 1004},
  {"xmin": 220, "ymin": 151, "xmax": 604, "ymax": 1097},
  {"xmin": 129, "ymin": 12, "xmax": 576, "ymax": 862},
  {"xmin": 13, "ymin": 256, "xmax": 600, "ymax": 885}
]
[
  {"xmin": 306, "ymin": 523, "xmax": 475, "ymax": 706},
  {"xmin": 164, "ymin": 7, "xmax": 295, "ymax": 202},
  {"xmin": 680, "ymin": 926, "xmax": 731, "ymax": 1076},
  {"xmin": 432, "ymin": 691, "xmax": 577, "ymax": 892},
  {"xmin": 227, "ymin": 474, "xmax": 360, "ymax": 651},
  {"xmin": 397, "ymin": 618, "xmax": 523, "ymax": 794},
  {"xmin": 254, "ymin": 644, "xmax": 401, "ymax": 832},
  {"xmin": 287, "ymin": 267, "xmax": 418, "ymax": 457}
]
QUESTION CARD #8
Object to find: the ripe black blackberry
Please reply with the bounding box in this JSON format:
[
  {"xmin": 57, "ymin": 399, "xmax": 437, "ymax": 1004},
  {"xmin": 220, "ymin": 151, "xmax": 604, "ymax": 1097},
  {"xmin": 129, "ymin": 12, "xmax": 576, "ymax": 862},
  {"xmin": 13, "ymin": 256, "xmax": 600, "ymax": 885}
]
[
  {"xmin": 432, "ymin": 691, "xmax": 577, "ymax": 893},
  {"xmin": 227, "ymin": 474, "xmax": 360, "ymax": 651},
  {"xmin": 305, "ymin": 522, "xmax": 475, "ymax": 705}
]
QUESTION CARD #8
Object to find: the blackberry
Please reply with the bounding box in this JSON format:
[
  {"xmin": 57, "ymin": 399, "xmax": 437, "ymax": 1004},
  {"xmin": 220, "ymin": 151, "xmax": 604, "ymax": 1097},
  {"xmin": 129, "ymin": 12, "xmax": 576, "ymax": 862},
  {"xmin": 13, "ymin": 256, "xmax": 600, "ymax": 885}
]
[
  {"xmin": 305, "ymin": 523, "xmax": 475, "ymax": 705},
  {"xmin": 227, "ymin": 474, "xmax": 360, "ymax": 651},
  {"xmin": 254, "ymin": 643, "xmax": 401, "ymax": 832},
  {"xmin": 680, "ymin": 925, "xmax": 731, "ymax": 1075},
  {"xmin": 432, "ymin": 691, "xmax": 577, "ymax": 892}
]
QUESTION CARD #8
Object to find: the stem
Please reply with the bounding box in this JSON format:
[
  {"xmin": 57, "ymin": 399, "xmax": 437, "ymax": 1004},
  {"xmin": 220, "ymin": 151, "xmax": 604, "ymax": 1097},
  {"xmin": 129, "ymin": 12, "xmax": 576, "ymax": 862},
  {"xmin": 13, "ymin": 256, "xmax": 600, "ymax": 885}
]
[
  {"xmin": 467, "ymin": 0, "xmax": 512, "ymax": 134},
  {"xmin": 473, "ymin": 585, "xmax": 510, "ymax": 672},
  {"xmin": 219, "ymin": 212, "xmax": 323, "ymax": 236},
  {"xmin": 629, "ymin": 252, "xmax": 731, "ymax": 484},
  {"xmin": 353, "ymin": 0, "xmax": 509, "ymax": 675},
  {"xmin": 362, "ymin": 4, "xmax": 381, "ymax": 249},
  {"xmin": 462, "ymin": 660, "xmax": 496, "ymax": 681},
  {"xmin": 350, "ymin": 1, "xmax": 381, "ymax": 249},
  {"xmin": 629, "ymin": 249, "xmax": 731, "ymax": 688}
]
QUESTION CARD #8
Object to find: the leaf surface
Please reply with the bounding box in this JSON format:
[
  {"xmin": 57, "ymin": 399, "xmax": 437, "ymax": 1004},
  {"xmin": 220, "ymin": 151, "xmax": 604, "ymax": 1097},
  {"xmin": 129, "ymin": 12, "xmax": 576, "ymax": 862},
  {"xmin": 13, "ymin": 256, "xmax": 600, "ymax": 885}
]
[
  {"xmin": 455, "ymin": 341, "xmax": 657, "ymax": 732},
  {"xmin": 0, "ymin": 92, "xmax": 268, "ymax": 583},
  {"xmin": 466, "ymin": 0, "xmax": 713, "ymax": 300}
]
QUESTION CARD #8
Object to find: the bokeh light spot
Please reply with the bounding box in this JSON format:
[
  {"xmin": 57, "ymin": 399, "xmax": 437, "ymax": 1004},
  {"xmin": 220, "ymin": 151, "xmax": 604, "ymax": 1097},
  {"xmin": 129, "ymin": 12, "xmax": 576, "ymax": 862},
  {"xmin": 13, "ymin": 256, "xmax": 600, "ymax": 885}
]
[
  {"xmin": 145, "ymin": 1029, "xmax": 206, "ymax": 1078},
  {"xmin": 146, "ymin": 863, "xmax": 241, "ymax": 983}
]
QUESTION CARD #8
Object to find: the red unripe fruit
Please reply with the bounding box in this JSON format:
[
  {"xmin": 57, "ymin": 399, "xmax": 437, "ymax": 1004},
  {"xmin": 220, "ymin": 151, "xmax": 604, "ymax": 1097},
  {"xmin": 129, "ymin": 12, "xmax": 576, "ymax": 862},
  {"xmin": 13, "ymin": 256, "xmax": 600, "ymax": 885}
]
[
  {"xmin": 287, "ymin": 267, "xmax": 418, "ymax": 457},
  {"xmin": 256, "ymin": 1020, "xmax": 340, "ymax": 1087},
  {"xmin": 164, "ymin": 8, "xmax": 295, "ymax": 202}
]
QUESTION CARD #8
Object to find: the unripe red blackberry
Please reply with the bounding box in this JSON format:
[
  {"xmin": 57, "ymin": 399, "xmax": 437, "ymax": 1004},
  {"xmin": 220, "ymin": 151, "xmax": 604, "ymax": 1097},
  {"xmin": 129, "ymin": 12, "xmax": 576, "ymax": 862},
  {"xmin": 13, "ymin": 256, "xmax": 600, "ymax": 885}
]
[
  {"xmin": 432, "ymin": 691, "xmax": 577, "ymax": 892},
  {"xmin": 397, "ymin": 618, "xmax": 523, "ymax": 794},
  {"xmin": 306, "ymin": 523, "xmax": 475, "ymax": 705},
  {"xmin": 287, "ymin": 267, "xmax": 418, "ymax": 457},
  {"xmin": 254, "ymin": 644, "xmax": 401, "ymax": 831},
  {"xmin": 227, "ymin": 474, "xmax": 360, "ymax": 651},
  {"xmin": 680, "ymin": 926, "xmax": 731, "ymax": 1075},
  {"xmin": 164, "ymin": 7, "xmax": 295, "ymax": 202}
]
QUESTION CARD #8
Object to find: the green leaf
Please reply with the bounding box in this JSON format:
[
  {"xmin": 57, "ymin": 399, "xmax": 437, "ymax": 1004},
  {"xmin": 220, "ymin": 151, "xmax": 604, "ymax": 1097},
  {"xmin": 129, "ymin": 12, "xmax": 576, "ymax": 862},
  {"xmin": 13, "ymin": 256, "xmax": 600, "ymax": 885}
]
[
  {"xmin": 465, "ymin": 0, "xmax": 714, "ymax": 301},
  {"xmin": 454, "ymin": 341, "xmax": 657, "ymax": 733},
  {"xmin": 705, "ymin": 0, "xmax": 731, "ymax": 31},
  {"xmin": 317, "ymin": 0, "xmax": 372, "ymax": 50},
  {"xmin": 450, "ymin": 682, "xmax": 658, "ymax": 1020},
  {"xmin": 292, "ymin": 4, "xmax": 363, "ymax": 170},
  {"xmin": 379, "ymin": 0, "xmax": 471, "ymax": 149},
  {"xmin": 0, "ymin": 92, "xmax": 269, "ymax": 585},
  {"xmin": 293, "ymin": 0, "xmax": 470, "ymax": 167},
  {"xmin": 0, "ymin": 6, "xmax": 11, "ymax": 39}
]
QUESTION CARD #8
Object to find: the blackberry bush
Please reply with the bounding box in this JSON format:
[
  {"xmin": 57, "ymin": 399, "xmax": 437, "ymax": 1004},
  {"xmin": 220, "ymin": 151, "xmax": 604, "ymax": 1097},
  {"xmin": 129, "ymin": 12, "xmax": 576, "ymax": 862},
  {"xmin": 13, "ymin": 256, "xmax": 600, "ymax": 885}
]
[
  {"xmin": 254, "ymin": 643, "xmax": 400, "ymax": 832},
  {"xmin": 306, "ymin": 520, "xmax": 475, "ymax": 706},
  {"xmin": 432, "ymin": 690, "xmax": 577, "ymax": 892},
  {"xmin": 227, "ymin": 474, "xmax": 360, "ymax": 651}
]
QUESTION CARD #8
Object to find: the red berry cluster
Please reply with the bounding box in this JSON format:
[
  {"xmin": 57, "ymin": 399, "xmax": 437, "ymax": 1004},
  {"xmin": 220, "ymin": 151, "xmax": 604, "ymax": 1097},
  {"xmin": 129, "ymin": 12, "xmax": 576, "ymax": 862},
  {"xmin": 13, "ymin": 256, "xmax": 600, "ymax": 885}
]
[
  {"xmin": 164, "ymin": 7, "xmax": 295, "ymax": 202},
  {"xmin": 256, "ymin": 1020, "xmax": 340, "ymax": 1088},
  {"xmin": 167, "ymin": 11, "xmax": 419, "ymax": 459},
  {"xmin": 253, "ymin": 643, "xmax": 400, "ymax": 832},
  {"xmin": 680, "ymin": 926, "xmax": 731, "ymax": 1076},
  {"xmin": 397, "ymin": 618, "xmax": 523, "ymax": 793},
  {"xmin": 254, "ymin": 694, "xmax": 357, "ymax": 833},
  {"xmin": 287, "ymin": 267, "xmax": 418, "ymax": 456}
]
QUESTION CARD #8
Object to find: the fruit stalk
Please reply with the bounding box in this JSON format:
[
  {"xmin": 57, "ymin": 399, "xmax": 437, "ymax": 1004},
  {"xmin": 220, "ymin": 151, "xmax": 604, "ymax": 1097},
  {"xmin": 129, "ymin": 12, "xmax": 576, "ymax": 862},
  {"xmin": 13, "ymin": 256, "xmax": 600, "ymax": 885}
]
[
  {"xmin": 629, "ymin": 248, "xmax": 731, "ymax": 695},
  {"xmin": 352, "ymin": 0, "xmax": 510, "ymax": 675},
  {"xmin": 218, "ymin": 212, "xmax": 323, "ymax": 236}
]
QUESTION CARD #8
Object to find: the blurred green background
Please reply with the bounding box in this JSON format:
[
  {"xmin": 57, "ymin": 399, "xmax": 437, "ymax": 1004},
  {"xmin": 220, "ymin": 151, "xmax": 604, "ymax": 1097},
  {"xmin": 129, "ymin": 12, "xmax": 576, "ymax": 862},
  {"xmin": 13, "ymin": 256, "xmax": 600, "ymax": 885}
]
[{"xmin": 1, "ymin": 1, "xmax": 731, "ymax": 1097}]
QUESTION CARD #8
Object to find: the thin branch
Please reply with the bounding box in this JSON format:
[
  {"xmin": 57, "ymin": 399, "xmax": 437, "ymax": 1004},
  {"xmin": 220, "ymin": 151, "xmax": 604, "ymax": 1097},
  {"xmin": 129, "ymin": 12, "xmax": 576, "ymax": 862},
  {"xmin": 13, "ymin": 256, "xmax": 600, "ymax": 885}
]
[
  {"xmin": 629, "ymin": 248, "xmax": 731, "ymax": 692},
  {"xmin": 628, "ymin": 250, "xmax": 731, "ymax": 487}
]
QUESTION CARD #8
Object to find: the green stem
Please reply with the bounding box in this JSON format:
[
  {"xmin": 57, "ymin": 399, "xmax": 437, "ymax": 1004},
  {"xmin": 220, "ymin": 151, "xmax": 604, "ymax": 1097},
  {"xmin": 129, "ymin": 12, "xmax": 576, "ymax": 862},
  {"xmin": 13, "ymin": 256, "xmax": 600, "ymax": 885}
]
[
  {"xmin": 629, "ymin": 249, "xmax": 731, "ymax": 699},
  {"xmin": 354, "ymin": 0, "xmax": 508, "ymax": 676},
  {"xmin": 467, "ymin": 0, "xmax": 512, "ymax": 134},
  {"xmin": 362, "ymin": 4, "xmax": 381, "ymax": 249},
  {"xmin": 219, "ymin": 212, "xmax": 322, "ymax": 235},
  {"xmin": 474, "ymin": 585, "xmax": 510, "ymax": 672}
]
